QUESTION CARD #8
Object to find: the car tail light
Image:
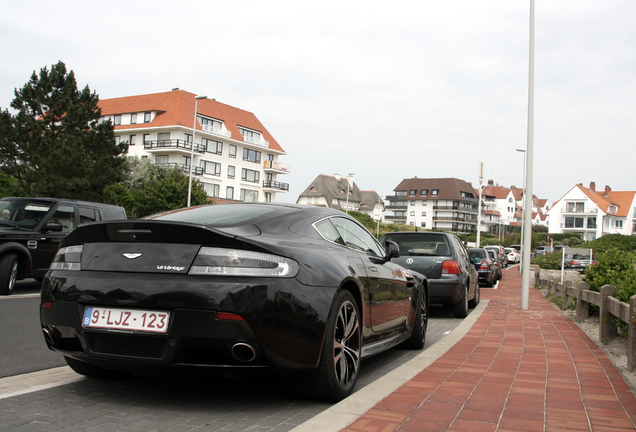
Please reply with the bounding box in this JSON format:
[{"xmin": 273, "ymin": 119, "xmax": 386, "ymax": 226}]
[
  {"xmin": 442, "ymin": 260, "xmax": 461, "ymax": 274},
  {"xmin": 218, "ymin": 312, "xmax": 245, "ymax": 321},
  {"xmin": 190, "ymin": 247, "xmax": 299, "ymax": 277},
  {"xmin": 570, "ymin": 260, "xmax": 579, "ymax": 266},
  {"xmin": 50, "ymin": 245, "xmax": 83, "ymax": 271},
  {"xmin": 479, "ymin": 261, "xmax": 490, "ymax": 270}
]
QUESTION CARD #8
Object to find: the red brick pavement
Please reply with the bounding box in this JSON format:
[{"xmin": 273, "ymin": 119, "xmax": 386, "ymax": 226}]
[{"xmin": 342, "ymin": 267, "xmax": 636, "ymax": 432}]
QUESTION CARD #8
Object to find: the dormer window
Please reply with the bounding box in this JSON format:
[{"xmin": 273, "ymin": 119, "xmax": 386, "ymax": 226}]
[
  {"xmin": 239, "ymin": 127, "xmax": 262, "ymax": 145},
  {"xmin": 199, "ymin": 117, "xmax": 223, "ymax": 131},
  {"xmin": 431, "ymin": 189, "xmax": 439, "ymax": 196},
  {"xmin": 144, "ymin": 112, "xmax": 151, "ymax": 123}
]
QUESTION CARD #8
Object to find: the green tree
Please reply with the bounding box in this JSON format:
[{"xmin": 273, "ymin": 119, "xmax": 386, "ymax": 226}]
[{"xmin": 0, "ymin": 61, "xmax": 128, "ymax": 201}]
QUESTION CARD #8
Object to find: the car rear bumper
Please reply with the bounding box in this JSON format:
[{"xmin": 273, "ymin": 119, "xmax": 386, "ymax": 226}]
[{"xmin": 427, "ymin": 278, "xmax": 465, "ymax": 305}]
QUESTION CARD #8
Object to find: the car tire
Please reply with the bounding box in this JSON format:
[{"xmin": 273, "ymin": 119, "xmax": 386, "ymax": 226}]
[
  {"xmin": 294, "ymin": 290, "xmax": 361, "ymax": 402},
  {"xmin": 0, "ymin": 253, "xmax": 18, "ymax": 296},
  {"xmin": 403, "ymin": 290, "xmax": 428, "ymax": 350},
  {"xmin": 453, "ymin": 286, "xmax": 469, "ymax": 318},
  {"xmin": 64, "ymin": 356, "xmax": 130, "ymax": 379},
  {"xmin": 485, "ymin": 274, "xmax": 493, "ymax": 288},
  {"xmin": 469, "ymin": 284, "xmax": 480, "ymax": 308}
]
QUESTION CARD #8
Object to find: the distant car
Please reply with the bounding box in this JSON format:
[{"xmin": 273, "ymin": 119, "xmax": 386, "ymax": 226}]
[
  {"xmin": 485, "ymin": 245, "xmax": 508, "ymax": 267},
  {"xmin": 534, "ymin": 245, "xmax": 551, "ymax": 256},
  {"xmin": 0, "ymin": 197, "xmax": 127, "ymax": 295},
  {"xmin": 40, "ymin": 203, "xmax": 428, "ymax": 402},
  {"xmin": 467, "ymin": 248, "xmax": 495, "ymax": 287},
  {"xmin": 379, "ymin": 231, "xmax": 479, "ymax": 318},
  {"xmin": 563, "ymin": 253, "xmax": 598, "ymax": 273},
  {"xmin": 486, "ymin": 249, "xmax": 503, "ymax": 281},
  {"xmin": 505, "ymin": 247, "xmax": 520, "ymax": 264}
]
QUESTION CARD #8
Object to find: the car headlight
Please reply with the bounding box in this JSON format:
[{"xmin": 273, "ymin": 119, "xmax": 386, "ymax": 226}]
[
  {"xmin": 50, "ymin": 245, "xmax": 83, "ymax": 271},
  {"xmin": 189, "ymin": 247, "xmax": 299, "ymax": 277}
]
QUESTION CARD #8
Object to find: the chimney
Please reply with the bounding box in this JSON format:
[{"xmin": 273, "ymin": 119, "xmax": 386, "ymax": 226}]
[
  {"xmin": 604, "ymin": 185, "xmax": 611, "ymax": 197},
  {"xmin": 488, "ymin": 179, "xmax": 494, "ymax": 185},
  {"xmin": 333, "ymin": 174, "xmax": 341, "ymax": 181},
  {"xmin": 589, "ymin": 182, "xmax": 596, "ymax": 192}
]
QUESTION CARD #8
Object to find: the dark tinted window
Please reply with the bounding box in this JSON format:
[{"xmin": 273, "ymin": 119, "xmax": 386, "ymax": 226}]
[
  {"xmin": 382, "ymin": 233, "xmax": 450, "ymax": 257},
  {"xmin": 79, "ymin": 207, "xmax": 100, "ymax": 224}
]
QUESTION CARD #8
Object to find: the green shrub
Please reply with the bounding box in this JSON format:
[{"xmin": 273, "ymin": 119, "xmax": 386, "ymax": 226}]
[
  {"xmin": 531, "ymin": 252, "xmax": 561, "ymax": 270},
  {"xmin": 584, "ymin": 248, "xmax": 636, "ymax": 302}
]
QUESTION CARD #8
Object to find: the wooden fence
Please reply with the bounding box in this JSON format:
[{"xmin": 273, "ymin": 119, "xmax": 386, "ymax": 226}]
[{"xmin": 535, "ymin": 272, "xmax": 636, "ymax": 371}]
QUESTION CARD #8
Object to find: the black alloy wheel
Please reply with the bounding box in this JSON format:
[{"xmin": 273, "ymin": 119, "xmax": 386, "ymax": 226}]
[
  {"xmin": 0, "ymin": 253, "xmax": 18, "ymax": 295},
  {"xmin": 403, "ymin": 290, "xmax": 428, "ymax": 350}
]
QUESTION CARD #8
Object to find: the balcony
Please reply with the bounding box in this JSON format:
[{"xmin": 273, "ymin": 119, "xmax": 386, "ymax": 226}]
[
  {"xmin": 201, "ymin": 124, "xmax": 231, "ymax": 138},
  {"xmin": 385, "ymin": 203, "xmax": 407, "ymax": 211},
  {"xmin": 434, "ymin": 205, "xmax": 477, "ymax": 213},
  {"xmin": 263, "ymin": 180, "xmax": 289, "ymax": 192},
  {"xmin": 144, "ymin": 139, "xmax": 204, "ymax": 154},
  {"xmin": 155, "ymin": 162, "xmax": 203, "ymax": 175},
  {"xmin": 263, "ymin": 160, "xmax": 291, "ymax": 173},
  {"xmin": 384, "ymin": 215, "xmax": 407, "ymax": 222}
]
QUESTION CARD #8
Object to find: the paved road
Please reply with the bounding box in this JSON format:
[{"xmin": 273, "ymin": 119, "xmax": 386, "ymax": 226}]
[{"xmin": 0, "ymin": 279, "xmax": 488, "ymax": 431}]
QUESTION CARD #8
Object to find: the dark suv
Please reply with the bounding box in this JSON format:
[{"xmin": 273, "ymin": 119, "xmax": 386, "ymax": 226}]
[{"xmin": 0, "ymin": 197, "xmax": 127, "ymax": 295}]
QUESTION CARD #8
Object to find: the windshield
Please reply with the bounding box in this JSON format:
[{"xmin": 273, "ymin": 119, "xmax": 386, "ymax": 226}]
[
  {"xmin": 144, "ymin": 203, "xmax": 279, "ymax": 227},
  {"xmin": 382, "ymin": 233, "xmax": 451, "ymax": 256},
  {"xmin": 0, "ymin": 199, "xmax": 53, "ymax": 229}
]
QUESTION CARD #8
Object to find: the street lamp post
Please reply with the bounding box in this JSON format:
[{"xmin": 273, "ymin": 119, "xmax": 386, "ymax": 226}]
[
  {"xmin": 187, "ymin": 95, "xmax": 207, "ymax": 207},
  {"xmin": 516, "ymin": 148, "xmax": 527, "ymax": 273},
  {"xmin": 345, "ymin": 172, "xmax": 355, "ymax": 214}
]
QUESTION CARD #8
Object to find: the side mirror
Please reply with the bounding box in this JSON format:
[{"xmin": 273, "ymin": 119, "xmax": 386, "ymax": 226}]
[
  {"xmin": 45, "ymin": 221, "xmax": 64, "ymax": 232},
  {"xmin": 384, "ymin": 240, "xmax": 400, "ymax": 260}
]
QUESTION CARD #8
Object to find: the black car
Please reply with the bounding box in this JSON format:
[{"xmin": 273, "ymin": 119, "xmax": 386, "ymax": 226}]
[
  {"xmin": 378, "ymin": 231, "xmax": 479, "ymax": 318},
  {"xmin": 40, "ymin": 203, "xmax": 428, "ymax": 402},
  {"xmin": 486, "ymin": 249, "xmax": 502, "ymax": 281},
  {"xmin": 467, "ymin": 248, "xmax": 495, "ymax": 287},
  {"xmin": 0, "ymin": 197, "xmax": 127, "ymax": 295}
]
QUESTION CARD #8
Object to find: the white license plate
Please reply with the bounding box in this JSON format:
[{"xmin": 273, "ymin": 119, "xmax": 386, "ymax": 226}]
[{"xmin": 82, "ymin": 307, "xmax": 170, "ymax": 333}]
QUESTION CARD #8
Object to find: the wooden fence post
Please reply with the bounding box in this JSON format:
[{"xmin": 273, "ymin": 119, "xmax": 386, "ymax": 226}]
[
  {"xmin": 599, "ymin": 284, "xmax": 617, "ymax": 343},
  {"xmin": 628, "ymin": 295, "xmax": 636, "ymax": 372},
  {"xmin": 575, "ymin": 281, "xmax": 590, "ymax": 322}
]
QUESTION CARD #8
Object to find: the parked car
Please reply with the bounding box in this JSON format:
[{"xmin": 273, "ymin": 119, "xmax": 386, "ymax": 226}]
[
  {"xmin": 505, "ymin": 247, "xmax": 520, "ymax": 264},
  {"xmin": 379, "ymin": 231, "xmax": 479, "ymax": 318},
  {"xmin": 562, "ymin": 253, "xmax": 598, "ymax": 273},
  {"xmin": 467, "ymin": 248, "xmax": 495, "ymax": 287},
  {"xmin": 534, "ymin": 245, "xmax": 552, "ymax": 256},
  {"xmin": 0, "ymin": 197, "xmax": 127, "ymax": 295},
  {"xmin": 485, "ymin": 245, "xmax": 508, "ymax": 267},
  {"xmin": 40, "ymin": 203, "xmax": 427, "ymax": 402},
  {"xmin": 486, "ymin": 249, "xmax": 503, "ymax": 281}
]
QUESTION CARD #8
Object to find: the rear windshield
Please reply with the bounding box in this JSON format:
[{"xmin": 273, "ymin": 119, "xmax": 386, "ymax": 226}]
[
  {"xmin": 382, "ymin": 233, "xmax": 451, "ymax": 256},
  {"xmin": 144, "ymin": 204, "xmax": 279, "ymax": 228},
  {"xmin": 468, "ymin": 248, "xmax": 488, "ymax": 259}
]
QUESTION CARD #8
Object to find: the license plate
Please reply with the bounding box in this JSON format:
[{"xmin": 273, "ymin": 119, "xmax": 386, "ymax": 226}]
[{"xmin": 82, "ymin": 306, "xmax": 170, "ymax": 333}]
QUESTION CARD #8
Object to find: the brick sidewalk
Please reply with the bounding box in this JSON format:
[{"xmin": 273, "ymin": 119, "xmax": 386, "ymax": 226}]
[{"xmin": 342, "ymin": 268, "xmax": 636, "ymax": 432}]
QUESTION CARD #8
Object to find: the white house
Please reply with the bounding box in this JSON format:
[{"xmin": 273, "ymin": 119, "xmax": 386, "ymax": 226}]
[
  {"xmin": 99, "ymin": 89, "xmax": 289, "ymax": 203},
  {"xmin": 547, "ymin": 182, "xmax": 636, "ymax": 240}
]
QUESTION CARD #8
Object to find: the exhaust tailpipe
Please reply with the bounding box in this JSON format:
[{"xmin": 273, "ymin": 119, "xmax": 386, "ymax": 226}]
[{"xmin": 230, "ymin": 342, "xmax": 258, "ymax": 363}]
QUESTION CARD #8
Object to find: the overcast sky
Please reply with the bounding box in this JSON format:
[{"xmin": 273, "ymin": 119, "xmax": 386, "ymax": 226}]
[{"xmin": 1, "ymin": 0, "xmax": 634, "ymax": 206}]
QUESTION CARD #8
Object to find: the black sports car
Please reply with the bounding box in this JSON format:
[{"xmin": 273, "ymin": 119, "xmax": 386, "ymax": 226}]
[{"xmin": 40, "ymin": 203, "xmax": 428, "ymax": 401}]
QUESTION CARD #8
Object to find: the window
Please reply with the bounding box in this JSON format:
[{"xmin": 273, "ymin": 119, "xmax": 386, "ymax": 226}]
[
  {"xmin": 226, "ymin": 186, "xmax": 234, "ymax": 200},
  {"xmin": 203, "ymin": 183, "xmax": 220, "ymax": 197},
  {"xmin": 129, "ymin": 134, "xmax": 136, "ymax": 145},
  {"xmin": 265, "ymin": 192, "xmax": 272, "ymax": 203},
  {"xmin": 566, "ymin": 202, "xmax": 585, "ymax": 213},
  {"xmin": 115, "ymin": 136, "xmax": 121, "ymax": 144},
  {"xmin": 588, "ymin": 217, "xmax": 597, "ymax": 229},
  {"xmin": 202, "ymin": 138, "xmax": 222, "ymax": 155},
  {"xmin": 410, "ymin": 211, "xmax": 415, "ymax": 216},
  {"xmin": 229, "ymin": 144, "xmax": 237, "ymax": 158},
  {"xmin": 130, "ymin": 113, "xmax": 137, "ymax": 124},
  {"xmin": 422, "ymin": 201, "xmax": 427, "ymax": 206},
  {"xmin": 509, "ymin": 198, "xmax": 513, "ymax": 203},
  {"xmin": 227, "ymin": 165, "xmax": 235, "ymax": 179},
  {"xmin": 157, "ymin": 132, "xmax": 170, "ymax": 143},
  {"xmin": 268, "ymin": 154, "xmax": 274, "ymax": 161},
  {"xmin": 186, "ymin": 134, "xmax": 192, "ymax": 144},
  {"xmin": 421, "ymin": 211, "xmax": 426, "ymax": 217},
  {"xmin": 315, "ymin": 217, "xmax": 383, "ymax": 257},
  {"xmin": 240, "ymin": 189, "xmax": 259, "ymax": 202},
  {"xmin": 79, "ymin": 207, "xmax": 100, "ymax": 225},
  {"xmin": 243, "ymin": 148, "xmax": 261, "ymax": 163},
  {"xmin": 239, "ymin": 127, "xmax": 262, "ymax": 144},
  {"xmin": 114, "ymin": 115, "xmax": 122, "ymax": 126},
  {"xmin": 242, "ymin": 168, "xmax": 260, "ymax": 183},
  {"xmin": 411, "ymin": 200, "xmax": 415, "ymax": 205},
  {"xmin": 409, "ymin": 189, "xmax": 416, "ymax": 196},
  {"xmin": 421, "ymin": 222, "xmax": 426, "ymax": 228},
  {"xmin": 617, "ymin": 220, "xmax": 624, "ymax": 228},
  {"xmin": 144, "ymin": 112, "xmax": 151, "ymax": 123},
  {"xmin": 421, "ymin": 189, "xmax": 428, "ymax": 196},
  {"xmin": 155, "ymin": 155, "xmax": 169, "ymax": 164},
  {"xmin": 51, "ymin": 205, "xmax": 75, "ymax": 234},
  {"xmin": 201, "ymin": 161, "xmax": 221, "ymax": 176},
  {"xmin": 199, "ymin": 117, "xmax": 222, "ymax": 131},
  {"xmin": 432, "ymin": 189, "xmax": 439, "ymax": 196}
]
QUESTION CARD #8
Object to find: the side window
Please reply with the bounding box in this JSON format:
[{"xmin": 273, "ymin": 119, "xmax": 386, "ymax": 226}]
[
  {"xmin": 454, "ymin": 238, "xmax": 470, "ymax": 264},
  {"xmin": 79, "ymin": 207, "xmax": 100, "ymax": 225},
  {"xmin": 51, "ymin": 205, "xmax": 76, "ymax": 233},
  {"xmin": 330, "ymin": 217, "xmax": 383, "ymax": 257}
]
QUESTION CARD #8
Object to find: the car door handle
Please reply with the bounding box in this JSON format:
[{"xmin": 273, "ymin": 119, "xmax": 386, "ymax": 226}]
[{"xmin": 369, "ymin": 266, "xmax": 379, "ymax": 273}]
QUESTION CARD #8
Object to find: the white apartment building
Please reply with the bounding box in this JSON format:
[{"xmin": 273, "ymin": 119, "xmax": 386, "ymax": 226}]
[
  {"xmin": 98, "ymin": 89, "xmax": 289, "ymax": 202},
  {"xmin": 548, "ymin": 182, "xmax": 636, "ymax": 241},
  {"xmin": 385, "ymin": 178, "xmax": 478, "ymax": 235}
]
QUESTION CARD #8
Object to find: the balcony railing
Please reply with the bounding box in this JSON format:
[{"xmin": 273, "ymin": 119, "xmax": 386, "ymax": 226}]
[
  {"xmin": 155, "ymin": 162, "xmax": 203, "ymax": 175},
  {"xmin": 144, "ymin": 139, "xmax": 204, "ymax": 153},
  {"xmin": 385, "ymin": 204, "xmax": 407, "ymax": 210},
  {"xmin": 263, "ymin": 180, "xmax": 289, "ymax": 191},
  {"xmin": 434, "ymin": 205, "xmax": 477, "ymax": 213},
  {"xmin": 384, "ymin": 215, "xmax": 407, "ymax": 221},
  {"xmin": 201, "ymin": 124, "xmax": 231, "ymax": 138}
]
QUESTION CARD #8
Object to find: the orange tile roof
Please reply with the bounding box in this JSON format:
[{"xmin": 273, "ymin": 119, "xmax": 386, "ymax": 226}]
[
  {"xmin": 552, "ymin": 184, "xmax": 636, "ymax": 217},
  {"xmin": 98, "ymin": 89, "xmax": 284, "ymax": 153}
]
